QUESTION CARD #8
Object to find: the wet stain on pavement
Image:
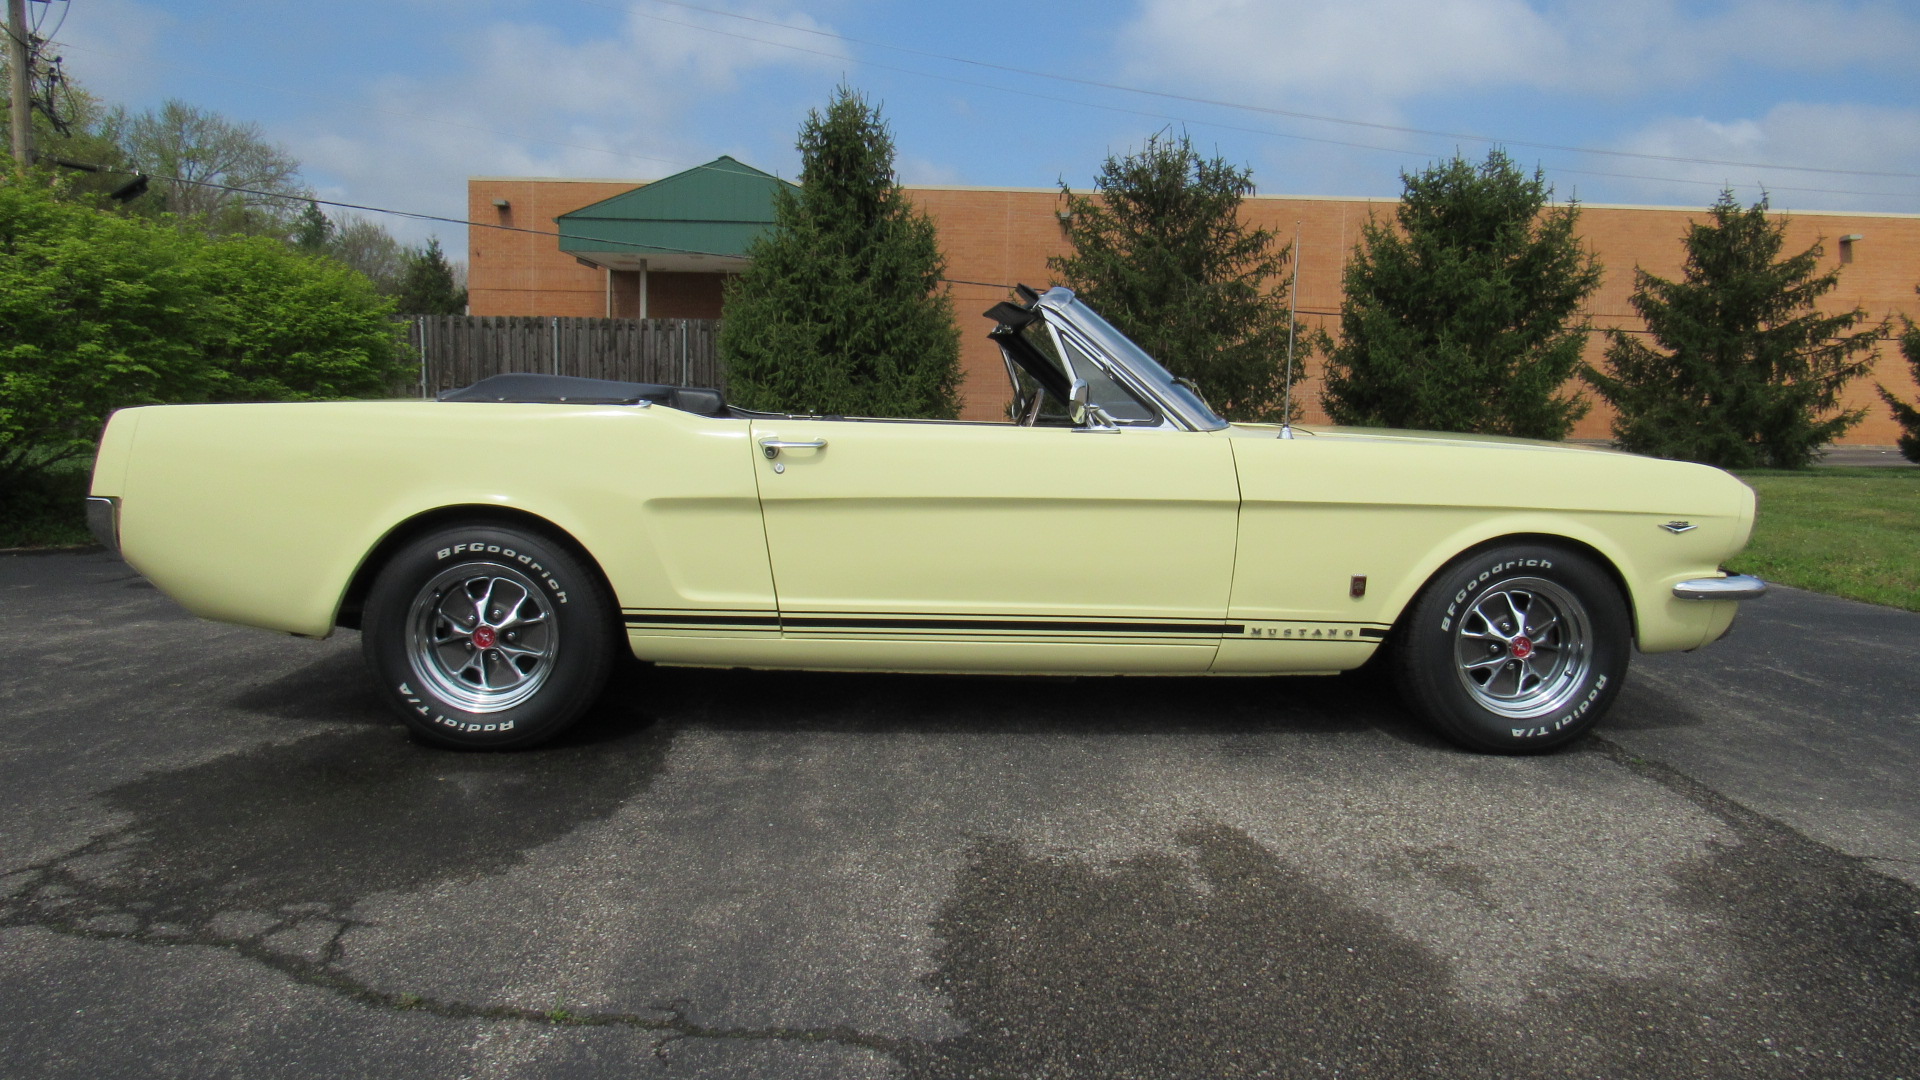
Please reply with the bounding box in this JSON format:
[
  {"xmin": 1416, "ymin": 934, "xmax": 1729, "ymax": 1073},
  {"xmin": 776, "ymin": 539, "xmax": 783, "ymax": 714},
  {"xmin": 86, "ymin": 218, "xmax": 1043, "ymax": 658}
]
[
  {"xmin": 1376, "ymin": 841, "xmax": 1501, "ymax": 911},
  {"xmin": 0, "ymin": 680, "xmax": 915, "ymax": 1059},
  {"xmin": 227, "ymin": 650, "xmax": 391, "ymax": 724},
  {"xmin": 905, "ymin": 754, "xmax": 1920, "ymax": 1080},
  {"xmin": 3, "ymin": 713, "xmax": 667, "ymax": 922},
  {"xmin": 908, "ymin": 825, "xmax": 1528, "ymax": 1079},
  {"xmin": 5, "ymin": 638, "xmax": 1918, "ymax": 1075}
]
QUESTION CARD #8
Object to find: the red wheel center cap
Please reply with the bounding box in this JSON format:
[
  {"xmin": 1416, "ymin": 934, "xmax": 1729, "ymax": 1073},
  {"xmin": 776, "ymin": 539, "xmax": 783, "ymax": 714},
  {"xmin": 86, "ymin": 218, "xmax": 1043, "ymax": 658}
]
[
  {"xmin": 472, "ymin": 625, "xmax": 498, "ymax": 649},
  {"xmin": 1510, "ymin": 635, "xmax": 1534, "ymax": 660}
]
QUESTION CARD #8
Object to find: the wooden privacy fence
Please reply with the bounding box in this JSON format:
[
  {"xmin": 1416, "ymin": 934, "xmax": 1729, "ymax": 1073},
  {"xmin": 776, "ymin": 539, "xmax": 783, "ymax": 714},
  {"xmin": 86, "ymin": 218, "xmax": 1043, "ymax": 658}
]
[{"xmin": 408, "ymin": 316, "xmax": 724, "ymax": 398}]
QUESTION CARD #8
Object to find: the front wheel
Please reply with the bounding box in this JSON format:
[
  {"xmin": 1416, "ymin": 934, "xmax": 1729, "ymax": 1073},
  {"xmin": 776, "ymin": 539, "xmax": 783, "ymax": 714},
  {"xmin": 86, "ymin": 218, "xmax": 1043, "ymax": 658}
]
[
  {"xmin": 1391, "ymin": 544, "xmax": 1629, "ymax": 753},
  {"xmin": 362, "ymin": 524, "xmax": 618, "ymax": 749}
]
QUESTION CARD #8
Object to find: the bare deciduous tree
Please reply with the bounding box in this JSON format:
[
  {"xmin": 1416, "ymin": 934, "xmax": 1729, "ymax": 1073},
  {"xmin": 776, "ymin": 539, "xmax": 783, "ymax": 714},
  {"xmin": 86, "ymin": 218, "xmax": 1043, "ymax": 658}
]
[
  {"xmin": 329, "ymin": 213, "xmax": 407, "ymax": 295},
  {"xmin": 106, "ymin": 99, "xmax": 308, "ymax": 236}
]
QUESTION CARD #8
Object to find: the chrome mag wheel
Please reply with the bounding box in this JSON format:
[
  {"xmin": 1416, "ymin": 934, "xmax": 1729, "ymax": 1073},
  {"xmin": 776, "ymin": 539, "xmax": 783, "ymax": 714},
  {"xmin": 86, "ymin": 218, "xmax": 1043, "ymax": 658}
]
[
  {"xmin": 1451, "ymin": 576, "xmax": 1593, "ymax": 720},
  {"xmin": 405, "ymin": 561, "xmax": 559, "ymax": 713}
]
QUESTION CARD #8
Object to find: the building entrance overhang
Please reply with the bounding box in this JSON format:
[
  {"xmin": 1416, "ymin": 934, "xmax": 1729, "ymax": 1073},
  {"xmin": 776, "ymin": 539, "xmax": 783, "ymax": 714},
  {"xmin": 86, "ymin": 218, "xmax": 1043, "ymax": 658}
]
[
  {"xmin": 555, "ymin": 154, "xmax": 788, "ymax": 275},
  {"xmin": 570, "ymin": 251, "xmax": 753, "ymax": 273}
]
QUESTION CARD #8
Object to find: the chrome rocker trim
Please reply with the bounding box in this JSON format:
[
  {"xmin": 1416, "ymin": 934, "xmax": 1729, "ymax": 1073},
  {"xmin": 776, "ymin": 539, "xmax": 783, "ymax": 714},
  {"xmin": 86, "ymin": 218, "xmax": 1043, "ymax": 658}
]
[{"xmin": 1672, "ymin": 574, "xmax": 1767, "ymax": 601}]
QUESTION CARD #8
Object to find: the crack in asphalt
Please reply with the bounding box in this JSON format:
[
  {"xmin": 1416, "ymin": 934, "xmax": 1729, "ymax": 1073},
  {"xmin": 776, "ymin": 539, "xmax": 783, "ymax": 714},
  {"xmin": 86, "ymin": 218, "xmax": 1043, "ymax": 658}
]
[
  {"xmin": 4, "ymin": 651, "xmax": 1917, "ymax": 1079},
  {"xmin": 11, "ymin": 731, "xmax": 1919, "ymax": 1079},
  {"xmin": 1, "ymin": 835, "xmax": 911, "ymax": 1061},
  {"xmin": 1588, "ymin": 734, "xmax": 1920, "ymax": 953},
  {"xmin": 1591, "ymin": 733, "xmax": 1916, "ymax": 880}
]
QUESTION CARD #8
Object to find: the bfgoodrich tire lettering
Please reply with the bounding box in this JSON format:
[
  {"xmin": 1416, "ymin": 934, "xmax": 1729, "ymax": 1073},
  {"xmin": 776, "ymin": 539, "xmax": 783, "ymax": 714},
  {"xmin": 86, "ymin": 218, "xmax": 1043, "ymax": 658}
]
[
  {"xmin": 1392, "ymin": 544, "xmax": 1629, "ymax": 753},
  {"xmin": 362, "ymin": 524, "xmax": 617, "ymax": 749}
]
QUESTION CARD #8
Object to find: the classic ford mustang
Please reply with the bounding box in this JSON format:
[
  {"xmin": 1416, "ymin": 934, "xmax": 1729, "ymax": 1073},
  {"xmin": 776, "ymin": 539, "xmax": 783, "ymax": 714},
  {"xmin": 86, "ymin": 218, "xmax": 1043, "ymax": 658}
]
[{"xmin": 86, "ymin": 286, "xmax": 1763, "ymax": 753}]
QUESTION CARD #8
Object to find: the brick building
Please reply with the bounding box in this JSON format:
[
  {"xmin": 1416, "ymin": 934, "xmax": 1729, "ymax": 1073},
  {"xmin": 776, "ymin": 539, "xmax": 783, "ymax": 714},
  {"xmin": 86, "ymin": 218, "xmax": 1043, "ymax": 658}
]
[{"xmin": 468, "ymin": 158, "xmax": 1920, "ymax": 443}]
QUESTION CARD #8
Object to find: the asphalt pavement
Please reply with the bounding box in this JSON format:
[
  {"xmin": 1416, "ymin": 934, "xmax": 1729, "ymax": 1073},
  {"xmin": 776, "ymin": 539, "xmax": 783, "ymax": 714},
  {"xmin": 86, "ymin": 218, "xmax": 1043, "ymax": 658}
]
[{"xmin": 2, "ymin": 550, "xmax": 1916, "ymax": 1079}]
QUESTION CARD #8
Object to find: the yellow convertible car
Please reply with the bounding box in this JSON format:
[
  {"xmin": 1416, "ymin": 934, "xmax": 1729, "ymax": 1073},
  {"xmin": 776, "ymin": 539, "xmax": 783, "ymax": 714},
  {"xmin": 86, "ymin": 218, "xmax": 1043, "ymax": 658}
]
[{"xmin": 86, "ymin": 286, "xmax": 1763, "ymax": 753}]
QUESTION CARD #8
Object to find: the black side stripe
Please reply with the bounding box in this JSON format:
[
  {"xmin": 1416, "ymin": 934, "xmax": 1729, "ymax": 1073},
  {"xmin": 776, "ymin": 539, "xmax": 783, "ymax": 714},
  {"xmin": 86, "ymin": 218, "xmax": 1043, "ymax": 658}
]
[{"xmin": 624, "ymin": 609, "xmax": 1391, "ymax": 639}]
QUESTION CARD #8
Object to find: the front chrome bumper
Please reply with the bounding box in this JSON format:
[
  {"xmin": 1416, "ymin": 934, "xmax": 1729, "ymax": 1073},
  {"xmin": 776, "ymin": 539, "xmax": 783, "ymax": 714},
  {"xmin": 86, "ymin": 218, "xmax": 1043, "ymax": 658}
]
[{"xmin": 1673, "ymin": 574, "xmax": 1767, "ymax": 601}]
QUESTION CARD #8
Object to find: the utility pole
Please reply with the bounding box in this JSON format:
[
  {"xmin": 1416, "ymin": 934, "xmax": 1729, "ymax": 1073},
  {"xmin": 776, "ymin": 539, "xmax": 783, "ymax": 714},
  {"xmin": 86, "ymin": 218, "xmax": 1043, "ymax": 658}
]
[{"xmin": 7, "ymin": 0, "xmax": 30, "ymax": 167}]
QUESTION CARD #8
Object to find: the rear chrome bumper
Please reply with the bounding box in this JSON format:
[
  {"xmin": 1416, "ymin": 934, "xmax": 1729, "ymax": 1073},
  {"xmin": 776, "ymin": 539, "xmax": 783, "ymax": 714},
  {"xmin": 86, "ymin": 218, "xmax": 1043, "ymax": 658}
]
[
  {"xmin": 85, "ymin": 496, "xmax": 120, "ymax": 555},
  {"xmin": 1673, "ymin": 574, "xmax": 1767, "ymax": 601}
]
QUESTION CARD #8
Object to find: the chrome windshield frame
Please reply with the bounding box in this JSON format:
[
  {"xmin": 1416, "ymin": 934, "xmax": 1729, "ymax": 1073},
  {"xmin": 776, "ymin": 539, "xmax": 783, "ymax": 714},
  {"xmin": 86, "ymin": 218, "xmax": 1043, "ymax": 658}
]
[{"xmin": 1032, "ymin": 287, "xmax": 1229, "ymax": 432}]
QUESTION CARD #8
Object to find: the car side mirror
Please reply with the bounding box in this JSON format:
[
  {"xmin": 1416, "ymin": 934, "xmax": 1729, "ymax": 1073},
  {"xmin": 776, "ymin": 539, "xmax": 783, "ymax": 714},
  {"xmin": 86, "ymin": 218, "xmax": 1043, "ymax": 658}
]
[
  {"xmin": 1067, "ymin": 379, "xmax": 1119, "ymax": 433},
  {"xmin": 1067, "ymin": 378, "xmax": 1091, "ymax": 426}
]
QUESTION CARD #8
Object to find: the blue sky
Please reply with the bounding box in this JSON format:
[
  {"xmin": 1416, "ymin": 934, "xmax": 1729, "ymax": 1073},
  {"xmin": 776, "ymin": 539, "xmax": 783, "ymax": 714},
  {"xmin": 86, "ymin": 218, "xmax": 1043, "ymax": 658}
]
[{"xmin": 44, "ymin": 0, "xmax": 1920, "ymax": 258}]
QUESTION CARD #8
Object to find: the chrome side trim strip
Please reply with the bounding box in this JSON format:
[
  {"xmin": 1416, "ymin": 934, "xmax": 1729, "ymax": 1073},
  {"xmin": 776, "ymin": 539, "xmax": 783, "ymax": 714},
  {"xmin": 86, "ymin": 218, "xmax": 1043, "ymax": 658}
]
[
  {"xmin": 85, "ymin": 496, "xmax": 120, "ymax": 555},
  {"xmin": 1673, "ymin": 574, "xmax": 1767, "ymax": 601}
]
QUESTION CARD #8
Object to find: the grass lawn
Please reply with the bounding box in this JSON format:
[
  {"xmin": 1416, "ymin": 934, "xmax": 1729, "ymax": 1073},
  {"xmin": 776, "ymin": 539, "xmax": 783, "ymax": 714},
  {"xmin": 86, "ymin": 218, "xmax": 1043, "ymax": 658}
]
[{"xmin": 1729, "ymin": 467, "xmax": 1920, "ymax": 613}]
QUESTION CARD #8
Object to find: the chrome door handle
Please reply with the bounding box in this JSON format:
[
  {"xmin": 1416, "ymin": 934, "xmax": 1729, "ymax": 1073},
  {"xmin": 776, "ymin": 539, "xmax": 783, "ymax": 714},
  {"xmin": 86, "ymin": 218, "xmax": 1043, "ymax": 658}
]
[{"xmin": 759, "ymin": 438, "xmax": 827, "ymax": 459}]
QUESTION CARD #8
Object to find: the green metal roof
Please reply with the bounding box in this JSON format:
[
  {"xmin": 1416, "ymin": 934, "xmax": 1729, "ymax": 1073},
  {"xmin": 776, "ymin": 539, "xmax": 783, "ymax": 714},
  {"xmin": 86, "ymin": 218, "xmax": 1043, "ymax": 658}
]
[{"xmin": 555, "ymin": 155, "xmax": 791, "ymax": 262}]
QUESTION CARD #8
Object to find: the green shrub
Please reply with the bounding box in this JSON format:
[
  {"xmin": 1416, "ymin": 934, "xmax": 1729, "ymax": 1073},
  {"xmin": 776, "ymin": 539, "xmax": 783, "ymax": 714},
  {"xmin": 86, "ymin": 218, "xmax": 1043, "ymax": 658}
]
[
  {"xmin": 0, "ymin": 462, "xmax": 91, "ymax": 548},
  {"xmin": 0, "ymin": 175, "xmax": 409, "ymax": 530}
]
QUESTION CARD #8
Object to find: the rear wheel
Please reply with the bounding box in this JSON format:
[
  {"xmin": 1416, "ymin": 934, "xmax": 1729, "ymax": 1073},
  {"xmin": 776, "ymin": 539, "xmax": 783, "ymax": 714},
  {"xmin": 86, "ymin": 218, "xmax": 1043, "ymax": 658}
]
[
  {"xmin": 361, "ymin": 523, "xmax": 617, "ymax": 749},
  {"xmin": 1392, "ymin": 544, "xmax": 1629, "ymax": 753}
]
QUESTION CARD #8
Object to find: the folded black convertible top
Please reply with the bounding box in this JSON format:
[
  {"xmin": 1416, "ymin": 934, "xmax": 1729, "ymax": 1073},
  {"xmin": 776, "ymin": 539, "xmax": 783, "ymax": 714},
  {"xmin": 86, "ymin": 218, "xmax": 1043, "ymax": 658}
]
[{"xmin": 438, "ymin": 374, "xmax": 728, "ymax": 418}]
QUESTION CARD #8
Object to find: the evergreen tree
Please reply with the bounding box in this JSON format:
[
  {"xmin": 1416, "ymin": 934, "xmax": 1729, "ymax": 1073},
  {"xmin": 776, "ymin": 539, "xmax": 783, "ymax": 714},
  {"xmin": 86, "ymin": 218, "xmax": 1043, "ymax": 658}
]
[
  {"xmin": 396, "ymin": 236, "xmax": 467, "ymax": 315},
  {"xmin": 1318, "ymin": 150, "xmax": 1602, "ymax": 438},
  {"xmin": 719, "ymin": 86, "xmax": 961, "ymax": 417},
  {"xmin": 292, "ymin": 201, "xmax": 334, "ymax": 254},
  {"xmin": 1048, "ymin": 131, "xmax": 1298, "ymax": 422},
  {"xmin": 1876, "ymin": 303, "xmax": 1920, "ymax": 463},
  {"xmin": 1583, "ymin": 192, "xmax": 1881, "ymax": 469}
]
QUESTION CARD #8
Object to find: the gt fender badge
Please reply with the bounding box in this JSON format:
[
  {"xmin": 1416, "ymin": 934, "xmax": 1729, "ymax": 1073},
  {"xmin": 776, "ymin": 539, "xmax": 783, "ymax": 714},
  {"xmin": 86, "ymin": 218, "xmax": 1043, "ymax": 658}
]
[{"xmin": 1662, "ymin": 521, "xmax": 1698, "ymax": 534}]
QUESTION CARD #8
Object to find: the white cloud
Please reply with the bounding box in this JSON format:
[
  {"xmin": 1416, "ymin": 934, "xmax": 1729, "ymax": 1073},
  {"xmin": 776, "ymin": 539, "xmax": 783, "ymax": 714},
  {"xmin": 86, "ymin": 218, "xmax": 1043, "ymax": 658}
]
[
  {"xmin": 1120, "ymin": 0, "xmax": 1564, "ymax": 106},
  {"xmin": 1117, "ymin": 0, "xmax": 1920, "ymax": 106},
  {"xmin": 1599, "ymin": 103, "xmax": 1920, "ymax": 212},
  {"xmin": 284, "ymin": 5, "xmax": 849, "ymax": 252},
  {"xmin": 1699, "ymin": 0, "xmax": 1920, "ymax": 73},
  {"xmin": 1107, "ymin": 0, "xmax": 1920, "ymax": 212}
]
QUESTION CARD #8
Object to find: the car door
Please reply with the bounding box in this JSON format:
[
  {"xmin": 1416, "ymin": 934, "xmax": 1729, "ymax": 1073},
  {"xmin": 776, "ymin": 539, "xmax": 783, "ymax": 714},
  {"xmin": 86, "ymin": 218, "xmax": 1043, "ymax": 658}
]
[{"xmin": 748, "ymin": 418, "xmax": 1239, "ymax": 673}]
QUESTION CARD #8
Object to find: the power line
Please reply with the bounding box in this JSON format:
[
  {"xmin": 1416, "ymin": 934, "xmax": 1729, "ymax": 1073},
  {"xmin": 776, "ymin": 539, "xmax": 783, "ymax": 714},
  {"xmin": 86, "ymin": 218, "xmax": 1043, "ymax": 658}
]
[
  {"xmin": 28, "ymin": 0, "xmax": 67, "ymax": 43},
  {"xmin": 581, "ymin": 0, "xmax": 1920, "ymax": 183},
  {"xmin": 45, "ymin": 2, "xmax": 1920, "ymax": 206},
  {"xmin": 48, "ymin": 34, "xmax": 1919, "ymax": 208},
  {"xmin": 45, "ymin": 39, "xmax": 779, "ymax": 186},
  {"xmin": 58, "ymin": 160, "xmax": 1019, "ymax": 291}
]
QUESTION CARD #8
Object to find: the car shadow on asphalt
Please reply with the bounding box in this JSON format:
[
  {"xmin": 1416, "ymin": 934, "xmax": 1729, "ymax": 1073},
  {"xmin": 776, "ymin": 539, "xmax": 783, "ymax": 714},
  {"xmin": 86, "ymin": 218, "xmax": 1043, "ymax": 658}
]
[
  {"xmin": 227, "ymin": 649, "xmax": 390, "ymax": 726},
  {"xmin": 222, "ymin": 641, "xmax": 1473, "ymax": 756},
  {"xmin": 630, "ymin": 662, "xmax": 1457, "ymax": 751}
]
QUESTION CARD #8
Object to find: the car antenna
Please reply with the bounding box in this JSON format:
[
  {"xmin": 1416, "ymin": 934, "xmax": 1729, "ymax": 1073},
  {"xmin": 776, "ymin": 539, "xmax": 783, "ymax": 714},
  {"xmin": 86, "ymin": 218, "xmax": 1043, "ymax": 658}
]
[{"xmin": 1280, "ymin": 220, "xmax": 1302, "ymax": 440}]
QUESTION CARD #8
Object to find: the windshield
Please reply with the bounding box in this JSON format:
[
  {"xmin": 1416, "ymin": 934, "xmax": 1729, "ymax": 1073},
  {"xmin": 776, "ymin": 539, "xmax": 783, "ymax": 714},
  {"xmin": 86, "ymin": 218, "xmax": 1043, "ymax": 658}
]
[
  {"xmin": 1056, "ymin": 298, "xmax": 1228, "ymax": 429},
  {"xmin": 1010, "ymin": 318, "xmax": 1158, "ymax": 425}
]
